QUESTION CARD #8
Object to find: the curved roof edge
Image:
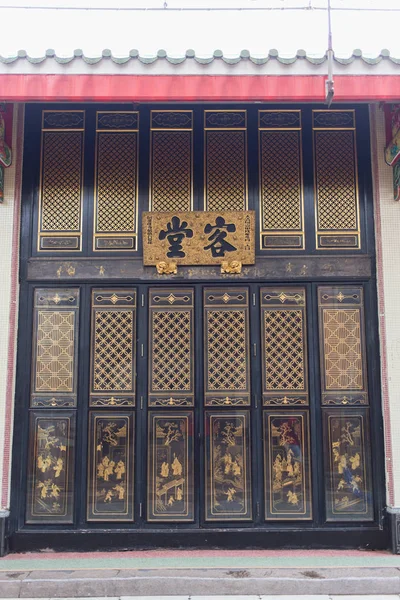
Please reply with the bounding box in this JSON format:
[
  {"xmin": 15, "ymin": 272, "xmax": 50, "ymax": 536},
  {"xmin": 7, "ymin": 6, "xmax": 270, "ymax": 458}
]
[{"xmin": 1, "ymin": 48, "xmax": 400, "ymax": 66}]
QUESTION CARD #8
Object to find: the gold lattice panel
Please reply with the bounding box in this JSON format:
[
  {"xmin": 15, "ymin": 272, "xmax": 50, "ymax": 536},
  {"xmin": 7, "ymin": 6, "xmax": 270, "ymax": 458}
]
[
  {"xmin": 315, "ymin": 131, "xmax": 357, "ymax": 230},
  {"xmin": 318, "ymin": 287, "xmax": 368, "ymax": 405},
  {"xmin": 150, "ymin": 111, "xmax": 193, "ymax": 212},
  {"xmin": 149, "ymin": 289, "xmax": 194, "ymax": 407},
  {"xmin": 93, "ymin": 311, "xmax": 133, "ymax": 390},
  {"xmin": 35, "ymin": 311, "xmax": 75, "ymax": 392},
  {"xmin": 205, "ymin": 131, "xmax": 247, "ymax": 211},
  {"xmin": 313, "ymin": 110, "xmax": 360, "ymax": 249},
  {"xmin": 40, "ymin": 132, "xmax": 83, "ymax": 232},
  {"xmin": 323, "ymin": 309, "xmax": 362, "ymax": 389},
  {"xmin": 204, "ymin": 289, "xmax": 250, "ymax": 406},
  {"xmin": 261, "ymin": 288, "xmax": 308, "ymax": 406},
  {"xmin": 90, "ymin": 290, "xmax": 136, "ymax": 407},
  {"xmin": 31, "ymin": 289, "xmax": 79, "ymax": 408},
  {"xmin": 260, "ymin": 132, "xmax": 302, "ymax": 231},
  {"xmin": 258, "ymin": 110, "xmax": 303, "ymax": 250},
  {"xmin": 96, "ymin": 134, "xmax": 137, "ymax": 230}
]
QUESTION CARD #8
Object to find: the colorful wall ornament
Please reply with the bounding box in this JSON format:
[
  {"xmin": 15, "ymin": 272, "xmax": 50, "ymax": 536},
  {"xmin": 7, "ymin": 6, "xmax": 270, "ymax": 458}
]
[
  {"xmin": 384, "ymin": 104, "xmax": 400, "ymax": 202},
  {"xmin": 0, "ymin": 104, "xmax": 12, "ymax": 203}
]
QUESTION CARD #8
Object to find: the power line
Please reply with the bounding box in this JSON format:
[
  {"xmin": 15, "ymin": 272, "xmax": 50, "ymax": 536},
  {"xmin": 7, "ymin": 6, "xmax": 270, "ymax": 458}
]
[{"xmin": 0, "ymin": 4, "xmax": 400, "ymax": 10}]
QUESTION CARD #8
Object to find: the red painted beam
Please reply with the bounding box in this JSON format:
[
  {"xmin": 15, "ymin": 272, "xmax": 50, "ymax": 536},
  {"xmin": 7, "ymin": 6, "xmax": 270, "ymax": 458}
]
[{"xmin": 0, "ymin": 74, "xmax": 399, "ymax": 102}]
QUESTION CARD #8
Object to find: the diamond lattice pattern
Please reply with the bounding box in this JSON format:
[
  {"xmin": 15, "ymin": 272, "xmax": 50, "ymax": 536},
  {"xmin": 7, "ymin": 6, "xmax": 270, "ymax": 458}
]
[
  {"xmin": 35, "ymin": 311, "xmax": 75, "ymax": 392},
  {"xmin": 206, "ymin": 131, "xmax": 246, "ymax": 211},
  {"xmin": 207, "ymin": 310, "xmax": 247, "ymax": 390},
  {"xmin": 96, "ymin": 133, "xmax": 137, "ymax": 233},
  {"xmin": 261, "ymin": 131, "xmax": 302, "ymax": 230},
  {"xmin": 264, "ymin": 309, "xmax": 305, "ymax": 390},
  {"xmin": 41, "ymin": 132, "xmax": 82, "ymax": 231},
  {"xmin": 323, "ymin": 309, "xmax": 363, "ymax": 390},
  {"xmin": 152, "ymin": 310, "xmax": 191, "ymax": 391},
  {"xmin": 316, "ymin": 131, "xmax": 358, "ymax": 230},
  {"xmin": 93, "ymin": 310, "xmax": 133, "ymax": 391},
  {"xmin": 151, "ymin": 132, "xmax": 192, "ymax": 211}
]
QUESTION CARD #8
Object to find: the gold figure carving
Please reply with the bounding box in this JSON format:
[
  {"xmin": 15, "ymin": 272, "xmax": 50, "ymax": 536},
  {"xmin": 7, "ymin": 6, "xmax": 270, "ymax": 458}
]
[
  {"xmin": 269, "ymin": 415, "xmax": 307, "ymax": 516},
  {"xmin": 150, "ymin": 416, "xmax": 190, "ymax": 519},
  {"xmin": 329, "ymin": 415, "xmax": 369, "ymax": 516},
  {"xmin": 156, "ymin": 261, "xmax": 178, "ymax": 275},
  {"xmin": 208, "ymin": 415, "xmax": 251, "ymax": 520},
  {"xmin": 93, "ymin": 418, "xmax": 129, "ymax": 512},
  {"xmin": 221, "ymin": 260, "xmax": 242, "ymax": 274},
  {"xmin": 33, "ymin": 420, "xmax": 69, "ymax": 516}
]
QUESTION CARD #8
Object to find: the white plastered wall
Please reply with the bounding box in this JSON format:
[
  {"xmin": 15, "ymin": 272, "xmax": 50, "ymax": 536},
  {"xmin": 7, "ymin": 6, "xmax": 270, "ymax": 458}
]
[
  {"xmin": 370, "ymin": 104, "xmax": 400, "ymax": 508},
  {"xmin": 0, "ymin": 104, "xmax": 22, "ymax": 512}
]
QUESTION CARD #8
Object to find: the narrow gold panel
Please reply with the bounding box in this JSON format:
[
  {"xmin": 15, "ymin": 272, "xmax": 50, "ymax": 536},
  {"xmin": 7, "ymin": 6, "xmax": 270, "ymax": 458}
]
[
  {"xmin": 258, "ymin": 111, "xmax": 303, "ymax": 250},
  {"xmin": 313, "ymin": 110, "xmax": 360, "ymax": 250},
  {"xmin": 38, "ymin": 110, "xmax": 84, "ymax": 252},
  {"xmin": 31, "ymin": 289, "xmax": 79, "ymax": 408},
  {"xmin": 147, "ymin": 411, "xmax": 194, "ymax": 522},
  {"xmin": 318, "ymin": 287, "xmax": 368, "ymax": 405},
  {"xmin": 204, "ymin": 288, "xmax": 250, "ymax": 406},
  {"xmin": 90, "ymin": 290, "xmax": 136, "ymax": 407},
  {"xmin": 26, "ymin": 411, "xmax": 75, "ymax": 523},
  {"xmin": 94, "ymin": 115, "xmax": 138, "ymax": 251},
  {"xmin": 323, "ymin": 409, "xmax": 373, "ymax": 521},
  {"xmin": 149, "ymin": 289, "xmax": 194, "ymax": 407},
  {"xmin": 264, "ymin": 411, "xmax": 312, "ymax": 520},
  {"xmin": 150, "ymin": 110, "xmax": 193, "ymax": 212},
  {"xmin": 87, "ymin": 412, "xmax": 134, "ymax": 521},
  {"xmin": 260, "ymin": 288, "xmax": 308, "ymax": 406},
  {"xmin": 205, "ymin": 411, "xmax": 252, "ymax": 521},
  {"xmin": 205, "ymin": 130, "xmax": 247, "ymax": 211}
]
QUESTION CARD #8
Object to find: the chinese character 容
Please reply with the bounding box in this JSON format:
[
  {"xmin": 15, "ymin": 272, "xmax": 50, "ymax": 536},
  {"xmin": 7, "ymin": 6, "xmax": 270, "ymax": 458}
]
[
  {"xmin": 159, "ymin": 216, "xmax": 193, "ymax": 258},
  {"xmin": 204, "ymin": 216, "xmax": 237, "ymax": 258}
]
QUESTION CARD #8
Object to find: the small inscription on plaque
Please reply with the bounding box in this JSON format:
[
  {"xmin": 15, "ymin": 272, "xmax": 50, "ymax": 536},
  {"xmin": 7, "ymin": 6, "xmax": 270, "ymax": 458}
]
[{"xmin": 143, "ymin": 211, "xmax": 255, "ymax": 266}]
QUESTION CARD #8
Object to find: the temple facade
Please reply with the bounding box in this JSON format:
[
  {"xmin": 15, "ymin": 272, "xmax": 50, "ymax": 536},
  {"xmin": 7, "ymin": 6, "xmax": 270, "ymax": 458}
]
[{"xmin": 0, "ymin": 1, "xmax": 400, "ymax": 554}]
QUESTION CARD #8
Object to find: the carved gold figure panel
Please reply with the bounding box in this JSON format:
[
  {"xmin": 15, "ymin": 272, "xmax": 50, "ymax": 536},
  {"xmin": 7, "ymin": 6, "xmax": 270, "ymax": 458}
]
[
  {"xmin": 90, "ymin": 290, "xmax": 136, "ymax": 407},
  {"xmin": 149, "ymin": 289, "xmax": 194, "ymax": 407},
  {"xmin": 87, "ymin": 412, "xmax": 134, "ymax": 521},
  {"xmin": 31, "ymin": 289, "xmax": 79, "ymax": 408},
  {"xmin": 323, "ymin": 409, "xmax": 373, "ymax": 521},
  {"xmin": 318, "ymin": 287, "xmax": 368, "ymax": 406},
  {"xmin": 26, "ymin": 411, "xmax": 75, "ymax": 523},
  {"xmin": 143, "ymin": 211, "xmax": 255, "ymax": 266},
  {"xmin": 260, "ymin": 288, "xmax": 308, "ymax": 406},
  {"xmin": 204, "ymin": 288, "xmax": 250, "ymax": 406},
  {"xmin": 205, "ymin": 411, "xmax": 252, "ymax": 521},
  {"xmin": 147, "ymin": 411, "xmax": 194, "ymax": 522},
  {"xmin": 264, "ymin": 411, "xmax": 312, "ymax": 520}
]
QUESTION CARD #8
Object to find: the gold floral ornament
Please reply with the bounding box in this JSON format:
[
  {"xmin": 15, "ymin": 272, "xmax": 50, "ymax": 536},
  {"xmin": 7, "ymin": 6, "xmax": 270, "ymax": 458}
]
[
  {"xmin": 156, "ymin": 261, "xmax": 178, "ymax": 275},
  {"xmin": 221, "ymin": 260, "xmax": 242, "ymax": 274},
  {"xmin": 0, "ymin": 112, "xmax": 12, "ymax": 203}
]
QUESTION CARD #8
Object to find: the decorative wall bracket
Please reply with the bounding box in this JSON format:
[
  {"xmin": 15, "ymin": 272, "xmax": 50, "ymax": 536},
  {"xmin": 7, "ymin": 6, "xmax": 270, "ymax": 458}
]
[
  {"xmin": 0, "ymin": 104, "xmax": 12, "ymax": 203},
  {"xmin": 156, "ymin": 261, "xmax": 178, "ymax": 275},
  {"xmin": 384, "ymin": 104, "xmax": 400, "ymax": 202},
  {"xmin": 221, "ymin": 260, "xmax": 242, "ymax": 274}
]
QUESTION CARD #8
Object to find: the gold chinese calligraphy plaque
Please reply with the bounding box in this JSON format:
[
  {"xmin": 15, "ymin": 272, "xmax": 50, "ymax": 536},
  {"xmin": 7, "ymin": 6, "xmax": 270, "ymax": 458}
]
[{"xmin": 142, "ymin": 211, "xmax": 255, "ymax": 266}]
